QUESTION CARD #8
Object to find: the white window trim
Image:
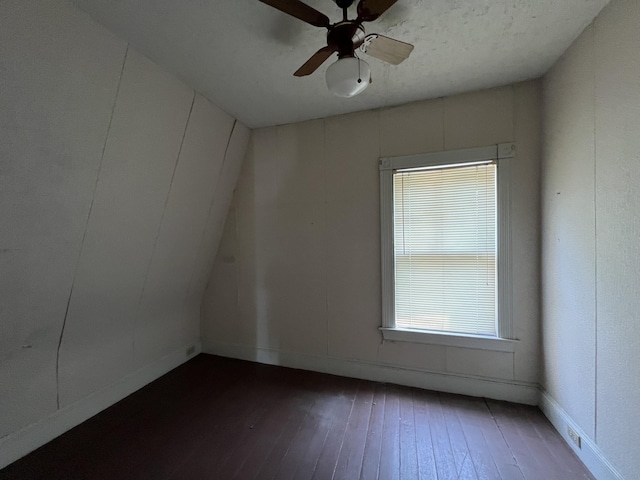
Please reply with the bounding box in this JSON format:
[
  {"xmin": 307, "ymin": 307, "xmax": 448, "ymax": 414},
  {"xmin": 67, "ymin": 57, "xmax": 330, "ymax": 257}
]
[{"xmin": 379, "ymin": 143, "xmax": 517, "ymax": 352}]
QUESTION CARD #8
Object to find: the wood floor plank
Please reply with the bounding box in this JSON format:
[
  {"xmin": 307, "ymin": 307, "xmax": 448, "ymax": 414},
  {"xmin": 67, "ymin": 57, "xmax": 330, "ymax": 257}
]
[
  {"xmin": 234, "ymin": 390, "xmax": 313, "ymax": 480},
  {"xmin": 309, "ymin": 379, "xmax": 359, "ymax": 480},
  {"xmin": 274, "ymin": 377, "xmax": 352, "ymax": 480},
  {"xmin": 250, "ymin": 384, "xmax": 318, "ymax": 480},
  {"xmin": 411, "ymin": 389, "xmax": 438, "ymax": 480},
  {"xmin": 422, "ymin": 391, "xmax": 464, "ymax": 480},
  {"xmin": 486, "ymin": 400, "xmax": 560, "ymax": 480},
  {"xmin": 359, "ymin": 383, "xmax": 386, "ymax": 480},
  {"xmin": 446, "ymin": 395, "xmax": 506, "ymax": 480},
  {"xmin": 377, "ymin": 385, "xmax": 401, "ymax": 480},
  {"xmin": 0, "ymin": 355, "xmax": 596, "ymax": 480},
  {"xmin": 456, "ymin": 414, "xmax": 503, "ymax": 479},
  {"xmin": 249, "ymin": 370, "xmax": 324, "ymax": 478},
  {"xmin": 213, "ymin": 376, "xmax": 303, "ymax": 479},
  {"xmin": 398, "ymin": 390, "xmax": 419, "ymax": 480},
  {"xmin": 478, "ymin": 404, "xmax": 525, "ymax": 480},
  {"xmin": 332, "ymin": 381, "xmax": 374, "ymax": 480},
  {"xmin": 257, "ymin": 375, "xmax": 346, "ymax": 480},
  {"xmin": 439, "ymin": 393, "xmax": 478, "ymax": 480}
]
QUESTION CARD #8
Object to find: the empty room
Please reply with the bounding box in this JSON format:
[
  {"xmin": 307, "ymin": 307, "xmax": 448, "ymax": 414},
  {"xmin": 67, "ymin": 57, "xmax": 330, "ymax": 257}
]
[{"xmin": 1, "ymin": 0, "xmax": 638, "ymax": 478}]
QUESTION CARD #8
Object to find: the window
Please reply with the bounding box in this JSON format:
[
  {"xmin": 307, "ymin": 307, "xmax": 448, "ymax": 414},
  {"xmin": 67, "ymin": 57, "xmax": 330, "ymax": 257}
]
[
  {"xmin": 379, "ymin": 144, "xmax": 515, "ymax": 350},
  {"xmin": 394, "ymin": 161, "xmax": 496, "ymax": 335}
]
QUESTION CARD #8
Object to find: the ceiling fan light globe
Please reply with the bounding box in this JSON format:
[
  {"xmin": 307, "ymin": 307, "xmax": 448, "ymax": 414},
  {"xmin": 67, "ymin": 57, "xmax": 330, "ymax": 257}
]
[{"xmin": 325, "ymin": 57, "xmax": 371, "ymax": 97}]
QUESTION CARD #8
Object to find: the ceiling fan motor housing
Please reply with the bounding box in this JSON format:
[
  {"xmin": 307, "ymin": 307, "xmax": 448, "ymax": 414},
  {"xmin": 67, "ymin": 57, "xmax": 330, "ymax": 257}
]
[
  {"xmin": 328, "ymin": 22, "xmax": 365, "ymax": 58},
  {"xmin": 334, "ymin": 0, "xmax": 355, "ymax": 8}
]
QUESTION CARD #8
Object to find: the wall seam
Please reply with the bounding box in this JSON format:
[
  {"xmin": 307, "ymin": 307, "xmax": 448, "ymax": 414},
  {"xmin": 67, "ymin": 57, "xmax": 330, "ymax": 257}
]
[
  {"xmin": 234, "ymin": 204, "xmax": 240, "ymax": 314},
  {"xmin": 131, "ymin": 90, "xmax": 196, "ymax": 359},
  {"xmin": 375, "ymin": 109, "xmax": 382, "ymax": 361},
  {"xmin": 323, "ymin": 118, "xmax": 329, "ymax": 357},
  {"xmin": 536, "ymin": 79, "xmax": 544, "ymax": 389},
  {"xmin": 192, "ymin": 119, "xmax": 237, "ymax": 312},
  {"xmin": 54, "ymin": 43, "xmax": 129, "ymax": 409},
  {"xmin": 441, "ymin": 97, "xmax": 446, "ymax": 149},
  {"xmin": 591, "ymin": 21, "xmax": 598, "ymax": 443}
]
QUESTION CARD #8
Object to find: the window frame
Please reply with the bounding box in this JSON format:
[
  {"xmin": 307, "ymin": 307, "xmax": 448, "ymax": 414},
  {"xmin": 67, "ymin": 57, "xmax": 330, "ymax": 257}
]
[{"xmin": 379, "ymin": 143, "xmax": 517, "ymax": 352}]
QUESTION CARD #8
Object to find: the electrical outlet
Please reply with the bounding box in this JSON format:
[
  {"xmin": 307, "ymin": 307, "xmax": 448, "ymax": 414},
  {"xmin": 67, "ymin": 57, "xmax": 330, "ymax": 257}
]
[
  {"xmin": 186, "ymin": 345, "xmax": 196, "ymax": 357},
  {"xmin": 567, "ymin": 426, "xmax": 581, "ymax": 449}
]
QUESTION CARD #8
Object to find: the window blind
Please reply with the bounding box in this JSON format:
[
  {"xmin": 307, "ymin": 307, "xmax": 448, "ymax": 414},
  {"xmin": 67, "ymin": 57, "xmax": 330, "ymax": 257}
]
[{"xmin": 393, "ymin": 162, "xmax": 497, "ymax": 336}]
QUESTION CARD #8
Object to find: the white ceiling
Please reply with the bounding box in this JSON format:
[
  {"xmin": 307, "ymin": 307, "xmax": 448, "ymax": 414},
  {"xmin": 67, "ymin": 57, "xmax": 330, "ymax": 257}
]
[{"xmin": 73, "ymin": 0, "xmax": 609, "ymax": 128}]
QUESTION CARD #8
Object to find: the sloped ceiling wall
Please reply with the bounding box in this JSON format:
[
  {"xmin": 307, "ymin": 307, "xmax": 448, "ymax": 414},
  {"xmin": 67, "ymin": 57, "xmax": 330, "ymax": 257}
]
[{"xmin": 0, "ymin": 0, "xmax": 249, "ymax": 452}]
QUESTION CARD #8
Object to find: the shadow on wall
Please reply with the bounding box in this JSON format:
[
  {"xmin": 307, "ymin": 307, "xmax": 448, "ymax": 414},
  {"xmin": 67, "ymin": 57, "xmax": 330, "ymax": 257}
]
[{"xmin": 203, "ymin": 122, "xmax": 337, "ymax": 365}]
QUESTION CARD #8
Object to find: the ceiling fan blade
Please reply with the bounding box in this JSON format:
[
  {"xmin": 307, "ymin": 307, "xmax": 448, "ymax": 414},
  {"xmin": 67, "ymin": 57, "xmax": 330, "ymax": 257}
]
[
  {"xmin": 259, "ymin": 0, "xmax": 330, "ymax": 28},
  {"xmin": 356, "ymin": 0, "xmax": 398, "ymax": 22},
  {"xmin": 294, "ymin": 46, "xmax": 337, "ymax": 76},
  {"xmin": 363, "ymin": 34, "xmax": 413, "ymax": 65}
]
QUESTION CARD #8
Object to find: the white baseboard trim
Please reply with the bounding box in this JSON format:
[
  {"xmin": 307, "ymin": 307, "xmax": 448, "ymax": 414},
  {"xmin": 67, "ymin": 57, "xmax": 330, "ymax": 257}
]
[
  {"xmin": 0, "ymin": 341, "xmax": 201, "ymax": 470},
  {"xmin": 539, "ymin": 389, "xmax": 624, "ymax": 480},
  {"xmin": 203, "ymin": 341, "xmax": 539, "ymax": 405}
]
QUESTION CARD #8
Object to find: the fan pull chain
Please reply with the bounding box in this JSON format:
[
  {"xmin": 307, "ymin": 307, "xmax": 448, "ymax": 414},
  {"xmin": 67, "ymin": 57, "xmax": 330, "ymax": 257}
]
[{"xmin": 357, "ymin": 57, "xmax": 362, "ymax": 83}]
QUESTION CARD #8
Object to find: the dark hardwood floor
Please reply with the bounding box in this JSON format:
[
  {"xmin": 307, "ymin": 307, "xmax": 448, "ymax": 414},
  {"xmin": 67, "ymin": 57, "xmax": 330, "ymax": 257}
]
[{"xmin": 1, "ymin": 355, "xmax": 593, "ymax": 480}]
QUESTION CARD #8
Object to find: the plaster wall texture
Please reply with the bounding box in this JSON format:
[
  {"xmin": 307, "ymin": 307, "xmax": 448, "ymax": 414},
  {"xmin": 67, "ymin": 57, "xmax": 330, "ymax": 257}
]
[
  {"xmin": 0, "ymin": 0, "xmax": 249, "ymax": 442},
  {"xmin": 202, "ymin": 81, "xmax": 542, "ymax": 392},
  {"xmin": 542, "ymin": 0, "xmax": 640, "ymax": 477}
]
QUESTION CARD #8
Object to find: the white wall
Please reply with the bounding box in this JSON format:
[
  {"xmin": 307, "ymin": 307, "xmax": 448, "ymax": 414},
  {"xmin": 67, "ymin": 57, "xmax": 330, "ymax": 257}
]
[
  {"xmin": 541, "ymin": 0, "xmax": 640, "ymax": 478},
  {"xmin": 0, "ymin": 0, "xmax": 249, "ymax": 467},
  {"xmin": 202, "ymin": 81, "xmax": 542, "ymax": 404}
]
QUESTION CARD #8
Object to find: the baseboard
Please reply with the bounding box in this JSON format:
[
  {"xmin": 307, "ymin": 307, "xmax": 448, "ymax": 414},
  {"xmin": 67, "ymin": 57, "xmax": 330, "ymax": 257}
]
[
  {"xmin": 0, "ymin": 341, "xmax": 201, "ymax": 470},
  {"xmin": 203, "ymin": 341, "xmax": 539, "ymax": 405},
  {"xmin": 539, "ymin": 389, "xmax": 624, "ymax": 480}
]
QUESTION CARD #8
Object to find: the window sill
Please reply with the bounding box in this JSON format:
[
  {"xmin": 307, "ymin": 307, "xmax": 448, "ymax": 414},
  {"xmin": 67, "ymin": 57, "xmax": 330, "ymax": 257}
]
[{"xmin": 379, "ymin": 327, "xmax": 518, "ymax": 353}]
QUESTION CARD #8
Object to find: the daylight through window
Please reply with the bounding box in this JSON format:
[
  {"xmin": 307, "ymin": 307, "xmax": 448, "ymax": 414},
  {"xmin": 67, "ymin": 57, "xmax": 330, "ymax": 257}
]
[{"xmin": 393, "ymin": 162, "xmax": 497, "ymax": 336}]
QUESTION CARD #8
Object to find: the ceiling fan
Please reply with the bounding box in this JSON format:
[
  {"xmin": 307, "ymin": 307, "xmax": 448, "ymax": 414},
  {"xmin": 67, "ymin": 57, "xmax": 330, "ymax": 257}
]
[{"xmin": 259, "ymin": 0, "xmax": 414, "ymax": 97}]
